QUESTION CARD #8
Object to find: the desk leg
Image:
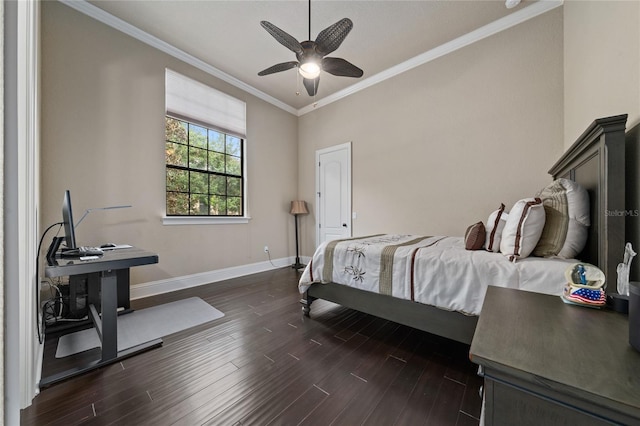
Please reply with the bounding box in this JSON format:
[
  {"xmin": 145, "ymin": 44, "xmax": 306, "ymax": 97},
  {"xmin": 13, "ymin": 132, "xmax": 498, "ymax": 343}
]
[
  {"xmin": 99, "ymin": 269, "xmax": 118, "ymax": 360},
  {"xmin": 87, "ymin": 269, "xmax": 131, "ymax": 313},
  {"xmin": 40, "ymin": 270, "xmax": 162, "ymax": 389},
  {"xmin": 117, "ymin": 269, "xmax": 131, "ymax": 311}
]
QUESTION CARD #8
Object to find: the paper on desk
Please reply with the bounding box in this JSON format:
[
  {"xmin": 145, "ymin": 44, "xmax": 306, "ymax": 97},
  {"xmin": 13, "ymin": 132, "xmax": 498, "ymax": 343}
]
[{"xmin": 101, "ymin": 244, "xmax": 133, "ymax": 251}]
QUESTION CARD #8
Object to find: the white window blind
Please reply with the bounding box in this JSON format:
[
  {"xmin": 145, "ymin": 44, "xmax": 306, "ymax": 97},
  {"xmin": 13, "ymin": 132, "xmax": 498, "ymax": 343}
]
[{"xmin": 165, "ymin": 68, "xmax": 246, "ymax": 138}]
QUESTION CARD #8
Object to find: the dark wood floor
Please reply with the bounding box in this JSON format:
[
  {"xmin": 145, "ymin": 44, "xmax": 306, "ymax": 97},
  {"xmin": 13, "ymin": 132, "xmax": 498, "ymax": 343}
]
[{"xmin": 22, "ymin": 267, "xmax": 483, "ymax": 425}]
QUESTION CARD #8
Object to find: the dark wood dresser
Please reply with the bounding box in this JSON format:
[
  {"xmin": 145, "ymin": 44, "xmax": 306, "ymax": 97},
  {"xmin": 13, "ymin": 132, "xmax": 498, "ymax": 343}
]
[{"xmin": 470, "ymin": 286, "xmax": 640, "ymax": 425}]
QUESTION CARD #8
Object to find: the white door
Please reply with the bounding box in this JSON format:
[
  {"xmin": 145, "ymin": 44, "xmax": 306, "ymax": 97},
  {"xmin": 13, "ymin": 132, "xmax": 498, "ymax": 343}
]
[{"xmin": 316, "ymin": 142, "xmax": 352, "ymax": 246}]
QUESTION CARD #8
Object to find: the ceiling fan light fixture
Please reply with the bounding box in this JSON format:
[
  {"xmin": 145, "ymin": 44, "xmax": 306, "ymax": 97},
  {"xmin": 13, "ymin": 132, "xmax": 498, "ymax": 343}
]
[
  {"xmin": 299, "ymin": 61, "xmax": 321, "ymax": 79},
  {"xmin": 505, "ymin": 0, "xmax": 521, "ymax": 8}
]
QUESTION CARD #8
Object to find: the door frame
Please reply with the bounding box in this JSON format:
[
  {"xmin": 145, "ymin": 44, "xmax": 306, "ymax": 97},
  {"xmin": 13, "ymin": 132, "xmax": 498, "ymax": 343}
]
[
  {"xmin": 4, "ymin": 0, "xmax": 41, "ymax": 420},
  {"xmin": 315, "ymin": 142, "xmax": 352, "ymax": 248}
]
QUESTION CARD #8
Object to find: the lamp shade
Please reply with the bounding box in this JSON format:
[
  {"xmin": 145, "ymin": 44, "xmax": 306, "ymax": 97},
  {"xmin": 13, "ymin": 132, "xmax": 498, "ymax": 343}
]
[{"xmin": 290, "ymin": 200, "xmax": 308, "ymax": 215}]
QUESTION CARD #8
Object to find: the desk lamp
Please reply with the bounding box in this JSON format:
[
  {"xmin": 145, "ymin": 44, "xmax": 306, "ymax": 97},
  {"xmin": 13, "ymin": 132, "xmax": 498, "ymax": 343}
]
[{"xmin": 75, "ymin": 204, "xmax": 132, "ymax": 228}]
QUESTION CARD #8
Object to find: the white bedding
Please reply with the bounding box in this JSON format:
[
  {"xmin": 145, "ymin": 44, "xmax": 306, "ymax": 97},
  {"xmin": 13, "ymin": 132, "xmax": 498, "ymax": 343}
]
[{"xmin": 299, "ymin": 234, "xmax": 578, "ymax": 316}]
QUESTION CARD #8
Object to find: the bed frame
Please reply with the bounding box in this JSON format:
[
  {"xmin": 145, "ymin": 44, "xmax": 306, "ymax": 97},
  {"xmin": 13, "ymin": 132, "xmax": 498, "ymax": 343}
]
[{"xmin": 301, "ymin": 114, "xmax": 628, "ymax": 345}]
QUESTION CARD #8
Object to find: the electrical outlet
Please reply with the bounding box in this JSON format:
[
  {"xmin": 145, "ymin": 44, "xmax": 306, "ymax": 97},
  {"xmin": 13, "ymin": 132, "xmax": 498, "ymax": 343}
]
[{"xmin": 264, "ymin": 245, "xmax": 269, "ymax": 253}]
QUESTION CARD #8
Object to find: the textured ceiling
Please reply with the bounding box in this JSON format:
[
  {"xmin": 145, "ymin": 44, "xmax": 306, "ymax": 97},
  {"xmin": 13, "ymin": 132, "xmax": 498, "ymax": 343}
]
[{"xmin": 84, "ymin": 0, "xmax": 545, "ymax": 112}]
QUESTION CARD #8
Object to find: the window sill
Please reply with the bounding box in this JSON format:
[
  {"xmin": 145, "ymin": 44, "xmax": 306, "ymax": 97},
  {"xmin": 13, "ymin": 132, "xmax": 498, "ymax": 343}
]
[{"xmin": 162, "ymin": 216, "xmax": 251, "ymax": 225}]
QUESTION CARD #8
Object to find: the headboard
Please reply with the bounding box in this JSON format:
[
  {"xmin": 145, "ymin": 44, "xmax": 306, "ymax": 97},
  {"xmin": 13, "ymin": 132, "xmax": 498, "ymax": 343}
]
[{"xmin": 548, "ymin": 114, "xmax": 627, "ymax": 291}]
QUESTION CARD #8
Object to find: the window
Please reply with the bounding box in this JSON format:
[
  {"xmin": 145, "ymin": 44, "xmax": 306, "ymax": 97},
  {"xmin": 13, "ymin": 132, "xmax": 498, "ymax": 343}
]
[
  {"xmin": 165, "ymin": 117, "xmax": 244, "ymax": 216},
  {"xmin": 164, "ymin": 69, "xmax": 247, "ymax": 220}
]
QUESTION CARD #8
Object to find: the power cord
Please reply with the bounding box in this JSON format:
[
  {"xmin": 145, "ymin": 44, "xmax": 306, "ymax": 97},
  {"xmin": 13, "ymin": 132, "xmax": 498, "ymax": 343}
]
[
  {"xmin": 36, "ymin": 222, "xmax": 63, "ymax": 344},
  {"xmin": 42, "ymin": 290, "xmax": 88, "ymax": 326},
  {"xmin": 265, "ymin": 248, "xmax": 277, "ymax": 268},
  {"xmin": 41, "ymin": 281, "xmax": 64, "ymax": 326}
]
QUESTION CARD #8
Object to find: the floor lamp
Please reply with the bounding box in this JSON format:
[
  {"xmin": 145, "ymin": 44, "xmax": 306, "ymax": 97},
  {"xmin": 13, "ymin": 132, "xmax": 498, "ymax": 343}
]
[{"xmin": 290, "ymin": 200, "xmax": 308, "ymax": 270}]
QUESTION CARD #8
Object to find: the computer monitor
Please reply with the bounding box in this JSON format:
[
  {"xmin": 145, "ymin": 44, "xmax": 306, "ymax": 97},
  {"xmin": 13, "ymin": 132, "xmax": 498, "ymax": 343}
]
[{"xmin": 61, "ymin": 190, "xmax": 77, "ymax": 250}]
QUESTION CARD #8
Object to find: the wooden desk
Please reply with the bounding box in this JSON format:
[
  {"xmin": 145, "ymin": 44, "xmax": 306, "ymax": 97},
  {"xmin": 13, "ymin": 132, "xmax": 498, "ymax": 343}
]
[
  {"xmin": 470, "ymin": 286, "xmax": 640, "ymax": 425},
  {"xmin": 41, "ymin": 247, "xmax": 159, "ymax": 387}
]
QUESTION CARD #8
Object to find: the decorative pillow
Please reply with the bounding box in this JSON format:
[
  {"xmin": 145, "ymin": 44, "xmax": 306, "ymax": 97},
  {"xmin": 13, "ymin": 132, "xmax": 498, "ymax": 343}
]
[
  {"xmin": 533, "ymin": 178, "xmax": 590, "ymax": 259},
  {"xmin": 485, "ymin": 203, "xmax": 508, "ymax": 252},
  {"xmin": 464, "ymin": 222, "xmax": 486, "ymax": 250},
  {"xmin": 500, "ymin": 197, "xmax": 546, "ymax": 261}
]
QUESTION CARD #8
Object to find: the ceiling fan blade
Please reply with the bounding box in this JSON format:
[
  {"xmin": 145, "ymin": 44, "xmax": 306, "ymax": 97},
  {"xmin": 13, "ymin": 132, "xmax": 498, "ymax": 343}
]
[
  {"xmin": 322, "ymin": 57, "xmax": 363, "ymax": 78},
  {"xmin": 258, "ymin": 61, "xmax": 299, "ymax": 76},
  {"xmin": 315, "ymin": 18, "xmax": 353, "ymax": 56},
  {"xmin": 260, "ymin": 21, "xmax": 303, "ymax": 55},
  {"xmin": 303, "ymin": 77, "xmax": 319, "ymax": 96}
]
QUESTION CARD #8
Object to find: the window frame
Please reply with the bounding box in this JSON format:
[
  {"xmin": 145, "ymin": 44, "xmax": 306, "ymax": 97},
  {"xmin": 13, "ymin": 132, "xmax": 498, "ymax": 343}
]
[{"xmin": 163, "ymin": 115, "xmax": 249, "ymax": 225}]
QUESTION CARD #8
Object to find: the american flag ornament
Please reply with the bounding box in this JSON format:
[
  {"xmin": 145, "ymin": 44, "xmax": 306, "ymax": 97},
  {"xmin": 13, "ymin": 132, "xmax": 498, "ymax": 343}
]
[{"xmin": 564, "ymin": 286, "xmax": 606, "ymax": 306}]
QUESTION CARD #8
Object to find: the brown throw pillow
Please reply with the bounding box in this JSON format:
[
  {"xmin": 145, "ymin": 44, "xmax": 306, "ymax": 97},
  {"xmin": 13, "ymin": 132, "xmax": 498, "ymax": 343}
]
[{"xmin": 465, "ymin": 222, "xmax": 486, "ymax": 250}]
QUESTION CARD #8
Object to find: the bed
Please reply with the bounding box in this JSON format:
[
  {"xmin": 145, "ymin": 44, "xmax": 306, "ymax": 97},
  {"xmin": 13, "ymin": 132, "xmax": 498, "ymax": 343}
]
[{"xmin": 299, "ymin": 114, "xmax": 628, "ymax": 345}]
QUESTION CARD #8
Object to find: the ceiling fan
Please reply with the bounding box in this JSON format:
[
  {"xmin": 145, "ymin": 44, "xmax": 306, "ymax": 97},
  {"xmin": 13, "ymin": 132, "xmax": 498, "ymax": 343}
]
[{"xmin": 258, "ymin": 0, "xmax": 364, "ymax": 97}]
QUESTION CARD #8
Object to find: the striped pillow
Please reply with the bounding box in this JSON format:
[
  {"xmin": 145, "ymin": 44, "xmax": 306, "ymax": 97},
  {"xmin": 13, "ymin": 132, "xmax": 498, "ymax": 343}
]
[
  {"xmin": 500, "ymin": 198, "xmax": 546, "ymax": 261},
  {"xmin": 485, "ymin": 204, "xmax": 508, "ymax": 252},
  {"xmin": 533, "ymin": 178, "xmax": 590, "ymax": 259}
]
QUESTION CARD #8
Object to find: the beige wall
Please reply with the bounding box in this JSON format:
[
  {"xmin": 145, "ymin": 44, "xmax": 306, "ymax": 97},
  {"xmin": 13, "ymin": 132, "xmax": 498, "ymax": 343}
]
[
  {"xmin": 563, "ymin": 1, "xmax": 640, "ymax": 148},
  {"xmin": 40, "ymin": 2, "xmax": 298, "ymax": 284},
  {"xmin": 564, "ymin": 1, "xmax": 640, "ymax": 279},
  {"xmin": 298, "ymin": 8, "xmax": 564, "ymax": 256}
]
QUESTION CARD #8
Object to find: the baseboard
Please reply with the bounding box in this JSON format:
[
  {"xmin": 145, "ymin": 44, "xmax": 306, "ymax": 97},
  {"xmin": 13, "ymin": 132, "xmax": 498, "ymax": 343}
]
[{"xmin": 130, "ymin": 256, "xmax": 311, "ymax": 300}]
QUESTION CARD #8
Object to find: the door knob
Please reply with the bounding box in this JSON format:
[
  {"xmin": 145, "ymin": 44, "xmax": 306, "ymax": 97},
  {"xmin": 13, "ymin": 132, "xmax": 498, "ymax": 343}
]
[{"xmin": 342, "ymin": 223, "xmax": 347, "ymax": 227}]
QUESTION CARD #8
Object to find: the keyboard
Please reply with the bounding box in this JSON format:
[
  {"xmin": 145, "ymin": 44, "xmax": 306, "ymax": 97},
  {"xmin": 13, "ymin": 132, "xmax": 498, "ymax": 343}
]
[{"xmin": 61, "ymin": 246, "xmax": 104, "ymax": 257}]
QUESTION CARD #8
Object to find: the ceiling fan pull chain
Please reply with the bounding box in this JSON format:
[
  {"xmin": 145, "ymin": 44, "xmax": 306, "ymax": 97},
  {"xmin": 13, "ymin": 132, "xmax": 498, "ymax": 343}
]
[
  {"xmin": 313, "ymin": 79, "xmax": 317, "ymax": 107},
  {"xmin": 308, "ymin": 0, "xmax": 311, "ymax": 41}
]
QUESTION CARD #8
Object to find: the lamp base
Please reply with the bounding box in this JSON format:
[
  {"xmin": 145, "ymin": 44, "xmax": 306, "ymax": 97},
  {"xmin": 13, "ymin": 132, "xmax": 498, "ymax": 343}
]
[
  {"xmin": 291, "ymin": 259, "xmax": 306, "ymax": 270},
  {"xmin": 292, "ymin": 213, "xmax": 306, "ymax": 271}
]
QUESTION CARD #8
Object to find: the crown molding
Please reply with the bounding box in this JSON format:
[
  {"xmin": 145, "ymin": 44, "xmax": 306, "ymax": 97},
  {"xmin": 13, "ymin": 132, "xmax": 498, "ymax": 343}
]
[
  {"xmin": 58, "ymin": 0, "xmax": 298, "ymax": 115},
  {"xmin": 297, "ymin": 0, "xmax": 563, "ymax": 116},
  {"xmin": 59, "ymin": 0, "xmax": 562, "ymax": 118}
]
